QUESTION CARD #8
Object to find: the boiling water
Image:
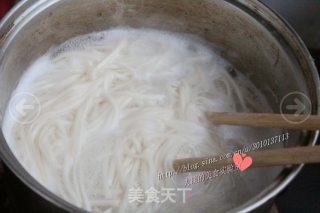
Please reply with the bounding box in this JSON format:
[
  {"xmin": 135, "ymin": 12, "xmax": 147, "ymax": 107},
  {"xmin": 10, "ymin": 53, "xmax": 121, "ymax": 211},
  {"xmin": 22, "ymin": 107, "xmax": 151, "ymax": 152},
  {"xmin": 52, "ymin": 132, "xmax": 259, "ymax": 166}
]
[{"xmin": 2, "ymin": 28, "xmax": 282, "ymax": 213}]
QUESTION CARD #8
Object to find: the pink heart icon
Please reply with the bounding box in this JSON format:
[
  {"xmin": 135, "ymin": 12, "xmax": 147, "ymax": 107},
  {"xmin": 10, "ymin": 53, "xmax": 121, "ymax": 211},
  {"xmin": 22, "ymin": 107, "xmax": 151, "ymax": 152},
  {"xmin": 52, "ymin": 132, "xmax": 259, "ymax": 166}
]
[
  {"xmin": 242, "ymin": 153, "xmax": 246, "ymax": 157},
  {"xmin": 233, "ymin": 153, "xmax": 252, "ymax": 171}
]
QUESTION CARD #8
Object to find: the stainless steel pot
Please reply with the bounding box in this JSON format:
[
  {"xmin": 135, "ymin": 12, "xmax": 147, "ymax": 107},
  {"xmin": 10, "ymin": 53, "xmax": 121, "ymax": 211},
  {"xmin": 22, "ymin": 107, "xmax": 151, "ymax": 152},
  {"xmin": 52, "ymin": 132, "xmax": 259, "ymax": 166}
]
[{"xmin": 0, "ymin": 0, "xmax": 319, "ymax": 212}]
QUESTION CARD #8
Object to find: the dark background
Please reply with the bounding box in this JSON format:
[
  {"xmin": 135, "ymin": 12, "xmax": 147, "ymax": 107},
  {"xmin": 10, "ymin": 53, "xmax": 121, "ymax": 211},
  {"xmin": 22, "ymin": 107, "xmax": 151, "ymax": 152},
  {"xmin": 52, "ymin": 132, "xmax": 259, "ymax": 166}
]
[{"xmin": 0, "ymin": 0, "xmax": 320, "ymax": 213}]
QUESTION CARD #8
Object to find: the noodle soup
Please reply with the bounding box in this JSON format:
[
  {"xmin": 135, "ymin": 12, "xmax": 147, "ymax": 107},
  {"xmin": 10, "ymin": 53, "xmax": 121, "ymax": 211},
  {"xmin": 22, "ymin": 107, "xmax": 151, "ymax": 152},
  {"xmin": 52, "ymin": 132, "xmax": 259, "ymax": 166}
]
[{"xmin": 2, "ymin": 28, "xmax": 283, "ymax": 212}]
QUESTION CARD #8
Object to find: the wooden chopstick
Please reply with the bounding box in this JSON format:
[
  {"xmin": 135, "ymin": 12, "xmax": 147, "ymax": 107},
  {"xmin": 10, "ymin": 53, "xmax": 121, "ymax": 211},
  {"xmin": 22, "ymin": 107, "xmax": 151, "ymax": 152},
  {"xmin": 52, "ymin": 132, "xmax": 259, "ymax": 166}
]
[
  {"xmin": 173, "ymin": 146, "xmax": 320, "ymax": 173},
  {"xmin": 207, "ymin": 112, "xmax": 320, "ymax": 130}
]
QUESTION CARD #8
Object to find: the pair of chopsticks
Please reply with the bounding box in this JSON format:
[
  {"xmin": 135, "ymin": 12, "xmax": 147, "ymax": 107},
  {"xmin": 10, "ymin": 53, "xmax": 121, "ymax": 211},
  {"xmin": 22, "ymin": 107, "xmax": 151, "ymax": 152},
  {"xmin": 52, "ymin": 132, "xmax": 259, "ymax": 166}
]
[{"xmin": 173, "ymin": 113, "xmax": 320, "ymax": 173}]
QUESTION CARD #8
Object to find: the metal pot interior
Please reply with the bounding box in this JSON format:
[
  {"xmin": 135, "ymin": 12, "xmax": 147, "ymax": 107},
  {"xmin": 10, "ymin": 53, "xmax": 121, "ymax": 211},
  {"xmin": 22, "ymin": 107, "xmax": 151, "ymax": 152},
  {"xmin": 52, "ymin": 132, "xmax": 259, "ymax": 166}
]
[{"xmin": 0, "ymin": 0, "xmax": 318, "ymax": 212}]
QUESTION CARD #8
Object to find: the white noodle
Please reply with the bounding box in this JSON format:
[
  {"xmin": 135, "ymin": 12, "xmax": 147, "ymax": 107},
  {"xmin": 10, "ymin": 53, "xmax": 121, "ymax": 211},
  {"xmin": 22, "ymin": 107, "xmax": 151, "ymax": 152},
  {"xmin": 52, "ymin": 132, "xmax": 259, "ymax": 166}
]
[{"xmin": 3, "ymin": 28, "xmax": 270, "ymax": 212}]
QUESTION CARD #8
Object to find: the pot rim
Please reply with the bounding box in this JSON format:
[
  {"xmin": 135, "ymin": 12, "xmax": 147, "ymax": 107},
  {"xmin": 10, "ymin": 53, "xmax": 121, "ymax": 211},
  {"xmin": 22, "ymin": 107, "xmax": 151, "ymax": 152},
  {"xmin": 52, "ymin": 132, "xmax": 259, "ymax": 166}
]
[{"xmin": 0, "ymin": 0, "xmax": 319, "ymax": 213}]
